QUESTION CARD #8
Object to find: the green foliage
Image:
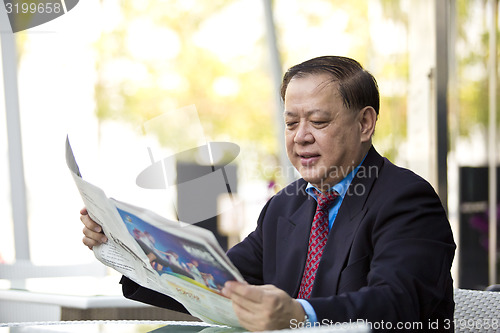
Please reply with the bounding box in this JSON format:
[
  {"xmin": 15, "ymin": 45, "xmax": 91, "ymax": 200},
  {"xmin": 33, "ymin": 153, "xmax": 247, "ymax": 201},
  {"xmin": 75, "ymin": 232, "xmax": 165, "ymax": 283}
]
[
  {"xmin": 454, "ymin": 0, "xmax": 499, "ymax": 137},
  {"xmin": 99, "ymin": 0, "xmax": 500, "ymax": 176},
  {"xmin": 93, "ymin": 0, "xmax": 277, "ymax": 157}
]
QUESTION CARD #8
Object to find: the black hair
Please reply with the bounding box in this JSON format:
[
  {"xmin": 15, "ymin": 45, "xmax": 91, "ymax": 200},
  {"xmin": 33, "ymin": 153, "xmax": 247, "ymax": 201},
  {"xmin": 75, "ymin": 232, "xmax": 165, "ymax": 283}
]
[{"xmin": 280, "ymin": 56, "xmax": 380, "ymax": 115}]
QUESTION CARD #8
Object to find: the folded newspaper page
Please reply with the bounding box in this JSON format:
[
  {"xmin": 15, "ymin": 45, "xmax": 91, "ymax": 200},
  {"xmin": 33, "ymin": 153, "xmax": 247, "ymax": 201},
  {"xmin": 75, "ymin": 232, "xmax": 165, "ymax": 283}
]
[{"xmin": 65, "ymin": 137, "xmax": 244, "ymax": 327}]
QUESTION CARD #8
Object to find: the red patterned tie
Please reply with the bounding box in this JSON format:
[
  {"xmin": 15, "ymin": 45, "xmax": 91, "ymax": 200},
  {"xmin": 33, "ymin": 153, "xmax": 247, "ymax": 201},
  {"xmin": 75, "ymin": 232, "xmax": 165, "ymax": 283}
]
[{"xmin": 298, "ymin": 189, "xmax": 339, "ymax": 299}]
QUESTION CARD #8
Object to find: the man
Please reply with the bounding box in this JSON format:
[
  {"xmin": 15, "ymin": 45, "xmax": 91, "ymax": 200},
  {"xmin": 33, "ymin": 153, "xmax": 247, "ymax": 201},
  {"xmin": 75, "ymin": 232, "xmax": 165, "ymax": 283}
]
[{"xmin": 81, "ymin": 56, "xmax": 455, "ymax": 331}]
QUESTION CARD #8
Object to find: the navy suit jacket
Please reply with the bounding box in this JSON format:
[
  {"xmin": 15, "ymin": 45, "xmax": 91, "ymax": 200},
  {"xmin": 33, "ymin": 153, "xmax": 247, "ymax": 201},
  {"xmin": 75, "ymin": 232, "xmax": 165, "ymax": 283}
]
[{"xmin": 121, "ymin": 147, "xmax": 455, "ymax": 330}]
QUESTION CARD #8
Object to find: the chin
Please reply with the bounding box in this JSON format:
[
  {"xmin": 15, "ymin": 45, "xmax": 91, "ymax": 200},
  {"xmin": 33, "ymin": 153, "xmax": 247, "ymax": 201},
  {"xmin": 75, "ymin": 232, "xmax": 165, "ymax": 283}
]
[
  {"xmin": 299, "ymin": 172, "xmax": 322, "ymax": 186},
  {"xmin": 301, "ymin": 172, "xmax": 335, "ymax": 189}
]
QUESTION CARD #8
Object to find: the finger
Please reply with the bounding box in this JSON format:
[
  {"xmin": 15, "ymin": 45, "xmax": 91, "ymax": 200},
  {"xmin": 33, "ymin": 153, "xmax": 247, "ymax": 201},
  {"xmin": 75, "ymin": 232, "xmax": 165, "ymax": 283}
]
[
  {"xmin": 80, "ymin": 213, "xmax": 102, "ymax": 233},
  {"xmin": 80, "ymin": 207, "xmax": 88, "ymax": 215},
  {"xmin": 231, "ymin": 301, "xmax": 263, "ymax": 331},
  {"xmin": 222, "ymin": 280, "xmax": 248, "ymax": 297},
  {"xmin": 82, "ymin": 235, "xmax": 99, "ymax": 249},
  {"xmin": 227, "ymin": 286, "xmax": 270, "ymax": 317},
  {"xmin": 224, "ymin": 281, "xmax": 260, "ymax": 301},
  {"xmin": 82, "ymin": 225, "xmax": 108, "ymax": 243}
]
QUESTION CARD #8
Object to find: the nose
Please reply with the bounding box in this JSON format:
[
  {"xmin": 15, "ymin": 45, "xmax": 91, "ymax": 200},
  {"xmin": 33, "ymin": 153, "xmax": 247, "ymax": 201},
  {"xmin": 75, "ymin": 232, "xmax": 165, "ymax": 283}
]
[{"xmin": 294, "ymin": 122, "xmax": 314, "ymax": 144}]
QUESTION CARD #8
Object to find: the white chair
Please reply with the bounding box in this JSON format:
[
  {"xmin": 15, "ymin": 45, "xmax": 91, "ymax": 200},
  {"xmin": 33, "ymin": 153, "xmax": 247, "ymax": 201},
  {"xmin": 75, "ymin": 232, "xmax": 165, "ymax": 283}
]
[{"xmin": 453, "ymin": 288, "xmax": 500, "ymax": 332}]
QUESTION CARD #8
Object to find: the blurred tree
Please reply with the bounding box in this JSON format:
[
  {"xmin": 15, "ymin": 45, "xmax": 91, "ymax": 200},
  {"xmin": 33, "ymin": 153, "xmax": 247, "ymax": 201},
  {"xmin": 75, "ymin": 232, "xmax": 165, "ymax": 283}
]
[
  {"xmin": 94, "ymin": 0, "xmax": 277, "ymax": 160},
  {"xmin": 93, "ymin": 0, "xmax": 499, "ymax": 181},
  {"xmin": 455, "ymin": 0, "xmax": 499, "ymax": 136}
]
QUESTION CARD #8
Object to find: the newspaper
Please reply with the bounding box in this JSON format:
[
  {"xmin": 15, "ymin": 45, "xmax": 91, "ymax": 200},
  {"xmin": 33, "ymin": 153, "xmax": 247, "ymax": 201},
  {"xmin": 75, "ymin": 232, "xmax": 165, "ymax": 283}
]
[{"xmin": 65, "ymin": 137, "xmax": 244, "ymax": 328}]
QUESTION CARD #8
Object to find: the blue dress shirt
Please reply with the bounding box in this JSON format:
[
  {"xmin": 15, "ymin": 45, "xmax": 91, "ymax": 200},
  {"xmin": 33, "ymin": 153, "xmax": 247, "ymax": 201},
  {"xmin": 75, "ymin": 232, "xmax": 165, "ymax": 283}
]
[{"xmin": 296, "ymin": 156, "xmax": 365, "ymax": 324}]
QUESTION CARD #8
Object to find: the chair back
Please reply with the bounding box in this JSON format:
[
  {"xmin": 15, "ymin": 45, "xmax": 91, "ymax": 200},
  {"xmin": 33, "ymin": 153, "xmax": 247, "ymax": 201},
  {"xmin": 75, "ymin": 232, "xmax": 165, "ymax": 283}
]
[{"xmin": 454, "ymin": 288, "xmax": 500, "ymax": 332}]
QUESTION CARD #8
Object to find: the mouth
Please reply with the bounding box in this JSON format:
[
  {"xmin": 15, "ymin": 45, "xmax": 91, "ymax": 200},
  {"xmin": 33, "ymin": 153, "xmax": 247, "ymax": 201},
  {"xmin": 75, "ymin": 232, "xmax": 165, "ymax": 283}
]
[{"xmin": 297, "ymin": 153, "xmax": 320, "ymax": 166}]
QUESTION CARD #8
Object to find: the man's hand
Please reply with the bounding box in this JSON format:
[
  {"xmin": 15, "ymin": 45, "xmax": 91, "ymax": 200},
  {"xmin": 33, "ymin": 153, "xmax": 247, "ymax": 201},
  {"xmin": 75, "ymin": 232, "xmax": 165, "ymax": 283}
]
[
  {"xmin": 222, "ymin": 281, "xmax": 306, "ymax": 331},
  {"xmin": 80, "ymin": 207, "xmax": 107, "ymax": 249}
]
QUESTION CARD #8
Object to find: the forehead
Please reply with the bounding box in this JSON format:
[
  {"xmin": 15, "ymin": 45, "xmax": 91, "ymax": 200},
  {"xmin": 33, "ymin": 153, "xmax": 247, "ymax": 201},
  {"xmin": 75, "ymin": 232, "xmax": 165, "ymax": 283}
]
[
  {"xmin": 284, "ymin": 73, "xmax": 343, "ymax": 116},
  {"xmin": 283, "ymin": 108, "xmax": 332, "ymax": 119},
  {"xmin": 285, "ymin": 72, "xmax": 338, "ymax": 97}
]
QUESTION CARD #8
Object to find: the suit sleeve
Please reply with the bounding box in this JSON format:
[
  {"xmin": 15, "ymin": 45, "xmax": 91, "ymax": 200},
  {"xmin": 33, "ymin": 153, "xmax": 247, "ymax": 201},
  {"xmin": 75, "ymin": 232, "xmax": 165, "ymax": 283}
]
[
  {"xmin": 120, "ymin": 275, "xmax": 189, "ymax": 313},
  {"xmin": 307, "ymin": 177, "xmax": 455, "ymax": 328},
  {"xmin": 226, "ymin": 198, "xmax": 272, "ymax": 285}
]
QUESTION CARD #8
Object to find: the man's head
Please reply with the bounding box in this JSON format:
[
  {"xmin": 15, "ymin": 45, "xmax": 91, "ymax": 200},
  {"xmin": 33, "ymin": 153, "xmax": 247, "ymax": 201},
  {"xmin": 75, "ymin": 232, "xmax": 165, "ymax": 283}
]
[{"xmin": 281, "ymin": 56, "xmax": 379, "ymax": 190}]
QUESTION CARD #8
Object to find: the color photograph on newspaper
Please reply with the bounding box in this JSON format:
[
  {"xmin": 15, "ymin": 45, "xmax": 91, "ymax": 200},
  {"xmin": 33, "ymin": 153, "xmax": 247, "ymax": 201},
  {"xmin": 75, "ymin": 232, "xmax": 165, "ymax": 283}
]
[{"xmin": 115, "ymin": 207, "xmax": 237, "ymax": 294}]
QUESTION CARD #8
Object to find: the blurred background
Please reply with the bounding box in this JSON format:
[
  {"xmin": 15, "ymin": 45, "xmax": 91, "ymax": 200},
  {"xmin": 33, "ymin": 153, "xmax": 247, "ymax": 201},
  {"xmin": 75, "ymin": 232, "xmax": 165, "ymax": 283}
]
[{"xmin": 0, "ymin": 0, "xmax": 499, "ymax": 323}]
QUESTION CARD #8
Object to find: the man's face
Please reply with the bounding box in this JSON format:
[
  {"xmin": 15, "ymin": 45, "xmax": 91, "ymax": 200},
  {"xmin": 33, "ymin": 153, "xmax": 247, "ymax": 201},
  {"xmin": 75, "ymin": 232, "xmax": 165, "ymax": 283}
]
[{"xmin": 284, "ymin": 73, "xmax": 366, "ymax": 189}]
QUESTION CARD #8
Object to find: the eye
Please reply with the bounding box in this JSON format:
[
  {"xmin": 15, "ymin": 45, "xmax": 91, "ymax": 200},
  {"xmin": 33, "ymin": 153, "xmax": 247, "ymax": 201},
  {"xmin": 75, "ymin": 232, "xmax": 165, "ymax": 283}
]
[
  {"xmin": 312, "ymin": 121, "xmax": 328, "ymax": 127},
  {"xmin": 285, "ymin": 121, "xmax": 298, "ymax": 129}
]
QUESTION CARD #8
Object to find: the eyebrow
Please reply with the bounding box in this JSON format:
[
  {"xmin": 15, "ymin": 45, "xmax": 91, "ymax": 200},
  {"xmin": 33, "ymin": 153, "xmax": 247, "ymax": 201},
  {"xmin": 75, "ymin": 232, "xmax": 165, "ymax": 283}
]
[{"xmin": 283, "ymin": 109, "xmax": 330, "ymax": 117}]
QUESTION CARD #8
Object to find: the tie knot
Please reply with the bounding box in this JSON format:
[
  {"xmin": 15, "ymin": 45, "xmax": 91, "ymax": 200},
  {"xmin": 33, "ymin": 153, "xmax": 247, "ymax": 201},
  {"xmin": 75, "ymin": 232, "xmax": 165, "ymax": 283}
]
[{"xmin": 313, "ymin": 189, "xmax": 339, "ymax": 211}]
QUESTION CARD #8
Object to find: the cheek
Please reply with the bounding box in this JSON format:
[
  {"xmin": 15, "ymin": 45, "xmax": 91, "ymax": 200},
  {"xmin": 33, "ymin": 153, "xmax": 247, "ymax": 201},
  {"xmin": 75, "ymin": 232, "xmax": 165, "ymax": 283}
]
[
  {"xmin": 314, "ymin": 130, "xmax": 336, "ymax": 149},
  {"xmin": 316, "ymin": 131, "xmax": 346, "ymax": 159},
  {"xmin": 285, "ymin": 132, "xmax": 295, "ymax": 147}
]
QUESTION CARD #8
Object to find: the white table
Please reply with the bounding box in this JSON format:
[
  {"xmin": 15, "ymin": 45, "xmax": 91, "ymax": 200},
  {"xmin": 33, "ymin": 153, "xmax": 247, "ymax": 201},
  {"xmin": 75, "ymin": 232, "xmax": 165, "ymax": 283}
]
[
  {"xmin": 0, "ymin": 320, "xmax": 370, "ymax": 333},
  {"xmin": 0, "ymin": 280, "xmax": 197, "ymax": 323}
]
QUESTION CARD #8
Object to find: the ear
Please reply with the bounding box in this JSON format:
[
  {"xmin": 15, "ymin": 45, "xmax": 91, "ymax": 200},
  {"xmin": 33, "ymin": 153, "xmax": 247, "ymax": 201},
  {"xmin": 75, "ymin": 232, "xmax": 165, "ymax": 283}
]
[{"xmin": 358, "ymin": 106, "xmax": 377, "ymax": 142}]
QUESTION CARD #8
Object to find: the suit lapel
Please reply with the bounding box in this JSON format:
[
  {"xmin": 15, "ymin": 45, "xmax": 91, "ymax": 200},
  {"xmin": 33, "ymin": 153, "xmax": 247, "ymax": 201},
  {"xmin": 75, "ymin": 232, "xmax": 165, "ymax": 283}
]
[
  {"xmin": 311, "ymin": 147, "xmax": 384, "ymax": 296},
  {"xmin": 275, "ymin": 191, "xmax": 316, "ymax": 297}
]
